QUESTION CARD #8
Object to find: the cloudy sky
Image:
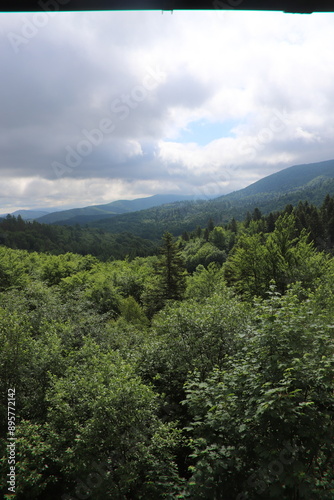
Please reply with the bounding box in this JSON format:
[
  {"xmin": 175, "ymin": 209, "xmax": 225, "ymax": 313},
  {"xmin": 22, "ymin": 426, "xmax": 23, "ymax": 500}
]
[{"xmin": 1, "ymin": 10, "xmax": 334, "ymax": 211}]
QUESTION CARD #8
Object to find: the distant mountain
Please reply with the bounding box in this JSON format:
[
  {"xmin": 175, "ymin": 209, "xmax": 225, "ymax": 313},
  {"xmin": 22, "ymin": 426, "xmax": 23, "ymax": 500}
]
[
  {"xmin": 0, "ymin": 209, "xmax": 50, "ymax": 220},
  {"xmin": 222, "ymin": 158, "xmax": 334, "ymax": 200},
  {"xmin": 81, "ymin": 159, "xmax": 334, "ymax": 240},
  {"xmin": 2, "ymin": 159, "xmax": 334, "ymax": 245},
  {"xmin": 35, "ymin": 194, "xmax": 211, "ymax": 225}
]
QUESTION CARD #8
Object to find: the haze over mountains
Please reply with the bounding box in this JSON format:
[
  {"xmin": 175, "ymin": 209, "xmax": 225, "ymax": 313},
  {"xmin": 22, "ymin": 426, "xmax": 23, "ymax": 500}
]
[
  {"xmin": 0, "ymin": 194, "xmax": 214, "ymax": 223},
  {"xmin": 2, "ymin": 160, "xmax": 334, "ymax": 237},
  {"xmin": 0, "ymin": 209, "xmax": 50, "ymax": 220},
  {"xmin": 0, "ymin": 207, "xmax": 64, "ymax": 221},
  {"xmin": 84, "ymin": 159, "xmax": 334, "ymax": 239},
  {"xmin": 34, "ymin": 194, "xmax": 211, "ymax": 225},
  {"xmin": 1, "ymin": 158, "xmax": 334, "ymax": 258},
  {"xmin": 28, "ymin": 158, "xmax": 334, "ymax": 237}
]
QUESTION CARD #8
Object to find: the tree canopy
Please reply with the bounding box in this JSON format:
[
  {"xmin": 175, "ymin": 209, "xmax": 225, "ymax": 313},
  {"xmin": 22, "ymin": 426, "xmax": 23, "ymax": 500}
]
[{"xmin": 1, "ymin": 197, "xmax": 334, "ymax": 499}]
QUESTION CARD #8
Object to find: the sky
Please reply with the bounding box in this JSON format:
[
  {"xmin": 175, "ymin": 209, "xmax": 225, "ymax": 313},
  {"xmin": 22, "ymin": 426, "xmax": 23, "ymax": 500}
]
[{"xmin": 1, "ymin": 9, "xmax": 334, "ymax": 212}]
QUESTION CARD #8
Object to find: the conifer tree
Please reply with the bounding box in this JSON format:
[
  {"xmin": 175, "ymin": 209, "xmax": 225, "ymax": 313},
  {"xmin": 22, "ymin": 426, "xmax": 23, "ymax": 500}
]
[
  {"xmin": 244, "ymin": 211, "xmax": 251, "ymax": 228},
  {"xmin": 252, "ymin": 207, "xmax": 262, "ymax": 221},
  {"xmin": 207, "ymin": 218, "xmax": 214, "ymax": 232},
  {"xmin": 158, "ymin": 232, "xmax": 186, "ymax": 301},
  {"xmin": 266, "ymin": 212, "xmax": 276, "ymax": 232},
  {"xmin": 229, "ymin": 217, "xmax": 237, "ymax": 233}
]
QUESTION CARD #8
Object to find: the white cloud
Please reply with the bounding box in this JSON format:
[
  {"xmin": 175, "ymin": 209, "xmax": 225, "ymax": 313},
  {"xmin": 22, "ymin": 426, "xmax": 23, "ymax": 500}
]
[{"xmin": 1, "ymin": 11, "xmax": 334, "ymax": 210}]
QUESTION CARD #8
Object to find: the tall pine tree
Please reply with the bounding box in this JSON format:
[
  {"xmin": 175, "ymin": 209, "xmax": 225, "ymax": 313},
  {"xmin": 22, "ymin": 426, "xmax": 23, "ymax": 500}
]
[{"xmin": 158, "ymin": 232, "xmax": 186, "ymax": 301}]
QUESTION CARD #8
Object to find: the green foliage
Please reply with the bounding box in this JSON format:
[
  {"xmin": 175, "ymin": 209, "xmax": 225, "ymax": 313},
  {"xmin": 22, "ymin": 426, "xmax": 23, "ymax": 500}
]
[
  {"xmin": 182, "ymin": 240, "xmax": 226, "ymax": 272},
  {"xmin": 224, "ymin": 232, "xmax": 268, "ymax": 297},
  {"xmin": 0, "ymin": 246, "xmax": 31, "ymax": 291},
  {"xmin": 225, "ymin": 214, "xmax": 328, "ymax": 297},
  {"xmin": 41, "ymin": 253, "xmax": 84, "ymax": 286},
  {"xmin": 0, "ymin": 216, "xmax": 157, "ymax": 260},
  {"xmin": 0, "ymin": 307, "xmax": 34, "ymax": 393},
  {"xmin": 1, "ymin": 196, "xmax": 334, "ymax": 500},
  {"xmin": 139, "ymin": 291, "xmax": 250, "ymax": 424},
  {"xmin": 140, "ymin": 273, "xmax": 167, "ymax": 318},
  {"xmin": 157, "ymin": 232, "xmax": 187, "ymax": 302},
  {"xmin": 43, "ymin": 340, "xmax": 183, "ymax": 499},
  {"xmin": 185, "ymin": 263, "xmax": 225, "ymax": 301},
  {"xmin": 108, "ymin": 257, "xmax": 154, "ymax": 303},
  {"xmin": 5, "ymin": 421, "xmax": 56, "ymax": 499},
  {"xmin": 118, "ymin": 295, "xmax": 149, "ymax": 327},
  {"xmin": 208, "ymin": 226, "xmax": 227, "ymax": 250},
  {"xmin": 183, "ymin": 284, "xmax": 334, "ymax": 499},
  {"xmin": 103, "ymin": 319, "xmax": 152, "ymax": 365},
  {"xmin": 83, "ymin": 274, "xmax": 121, "ymax": 316}
]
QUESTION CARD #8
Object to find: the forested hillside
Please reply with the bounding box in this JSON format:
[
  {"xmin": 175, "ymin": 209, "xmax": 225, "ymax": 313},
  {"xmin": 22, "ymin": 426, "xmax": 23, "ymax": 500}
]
[
  {"xmin": 0, "ymin": 215, "xmax": 157, "ymax": 260},
  {"xmin": 224, "ymin": 158, "xmax": 334, "ymax": 197},
  {"xmin": 35, "ymin": 194, "xmax": 204, "ymax": 225},
  {"xmin": 2, "ymin": 193, "xmax": 334, "ymax": 258},
  {"xmin": 36, "ymin": 159, "xmax": 334, "ymax": 238},
  {"xmin": 1, "ymin": 194, "xmax": 333, "ymax": 499},
  {"xmin": 84, "ymin": 170, "xmax": 334, "ymax": 239}
]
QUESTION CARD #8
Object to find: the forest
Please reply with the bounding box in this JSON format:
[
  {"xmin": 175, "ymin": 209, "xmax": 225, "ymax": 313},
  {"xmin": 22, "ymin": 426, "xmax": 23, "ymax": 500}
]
[
  {"xmin": 0, "ymin": 215, "xmax": 157, "ymax": 261},
  {"xmin": 0, "ymin": 194, "xmax": 334, "ymax": 499}
]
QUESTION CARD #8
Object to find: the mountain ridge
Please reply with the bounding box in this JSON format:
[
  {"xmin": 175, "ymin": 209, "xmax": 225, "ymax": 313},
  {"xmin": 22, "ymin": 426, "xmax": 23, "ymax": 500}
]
[
  {"xmin": 222, "ymin": 158, "xmax": 334, "ymax": 200},
  {"xmin": 35, "ymin": 193, "xmax": 214, "ymax": 225},
  {"xmin": 4, "ymin": 159, "xmax": 334, "ymax": 239},
  {"xmin": 80, "ymin": 159, "xmax": 334, "ymax": 239},
  {"xmin": 0, "ymin": 209, "xmax": 50, "ymax": 220}
]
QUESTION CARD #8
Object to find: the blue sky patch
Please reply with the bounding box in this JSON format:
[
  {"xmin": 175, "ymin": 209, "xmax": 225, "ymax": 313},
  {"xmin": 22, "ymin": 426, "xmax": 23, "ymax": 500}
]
[{"xmin": 172, "ymin": 119, "xmax": 238, "ymax": 146}]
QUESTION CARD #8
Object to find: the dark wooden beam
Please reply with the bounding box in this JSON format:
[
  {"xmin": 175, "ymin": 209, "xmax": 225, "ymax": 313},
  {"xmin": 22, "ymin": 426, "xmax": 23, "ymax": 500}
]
[{"xmin": 1, "ymin": 0, "xmax": 333, "ymax": 13}]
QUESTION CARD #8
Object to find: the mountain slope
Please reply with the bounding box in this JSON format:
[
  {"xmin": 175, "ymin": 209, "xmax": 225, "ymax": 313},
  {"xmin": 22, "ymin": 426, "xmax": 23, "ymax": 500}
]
[
  {"xmin": 81, "ymin": 159, "xmax": 334, "ymax": 239},
  {"xmin": 0, "ymin": 209, "xmax": 50, "ymax": 220},
  {"xmin": 223, "ymin": 158, "xmax": 334, "ymax": 200},
  {"xmin": 36, "ymin": 194, "xmax": 208, "ymax": 224}
]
